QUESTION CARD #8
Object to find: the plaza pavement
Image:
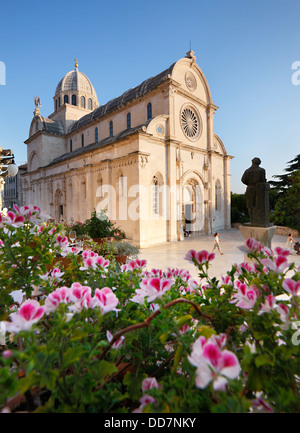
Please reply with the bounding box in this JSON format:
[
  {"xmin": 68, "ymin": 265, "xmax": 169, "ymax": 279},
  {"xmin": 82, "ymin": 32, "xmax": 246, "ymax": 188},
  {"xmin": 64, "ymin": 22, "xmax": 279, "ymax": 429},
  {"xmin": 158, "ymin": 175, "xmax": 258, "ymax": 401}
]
[{"xmin": 138, "ymin": 228, "xmax": 300, "ymax": 281}]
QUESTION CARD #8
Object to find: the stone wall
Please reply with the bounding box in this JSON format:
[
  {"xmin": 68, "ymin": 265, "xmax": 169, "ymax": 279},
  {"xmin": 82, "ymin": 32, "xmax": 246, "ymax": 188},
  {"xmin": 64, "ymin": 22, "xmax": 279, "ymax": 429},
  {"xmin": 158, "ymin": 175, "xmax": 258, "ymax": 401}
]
[
  {"xmin": 275, "ymin": 226, "xmax": 300, "ymax": 237},
  {"xmin": 231, "ymin": 223, "xmax": 299, "ymax": 237}
]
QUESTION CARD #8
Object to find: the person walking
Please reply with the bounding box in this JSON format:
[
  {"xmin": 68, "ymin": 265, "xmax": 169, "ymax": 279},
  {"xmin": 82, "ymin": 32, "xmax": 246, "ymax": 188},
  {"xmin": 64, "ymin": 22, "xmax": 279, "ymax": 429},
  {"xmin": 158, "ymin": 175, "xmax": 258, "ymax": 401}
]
[
  {"xmin": 287, "ymin": 233, "xmax": 297, "ymax": 252},
  {"xmin": 212, "ymin": 232, "xmax": 224, "ymax": 255}
]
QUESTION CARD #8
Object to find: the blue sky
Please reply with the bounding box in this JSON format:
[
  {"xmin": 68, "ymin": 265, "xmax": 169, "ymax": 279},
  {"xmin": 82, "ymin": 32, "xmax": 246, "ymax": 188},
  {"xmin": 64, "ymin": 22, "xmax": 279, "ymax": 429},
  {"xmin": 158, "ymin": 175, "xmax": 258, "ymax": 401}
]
[{"xmin": 1, "ymin": 0, "xmax": 300, "ymax": 193}]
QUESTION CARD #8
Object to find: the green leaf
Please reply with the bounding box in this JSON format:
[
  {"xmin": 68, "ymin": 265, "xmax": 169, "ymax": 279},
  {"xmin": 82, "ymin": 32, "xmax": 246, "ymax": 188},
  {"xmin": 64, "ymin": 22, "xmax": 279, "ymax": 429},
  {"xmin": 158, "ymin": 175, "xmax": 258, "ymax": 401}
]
[
  {"xmin": 123, "ymin": 371, "xmax": 146, "ymax": 400},
  {"xmin": 41, "ymin": 369, "xmax": 59, "ymax": 390},
  {"xmin": 175, "ymin": 314, "xmax": 193, "ymax": 328},
  {"xmin": 97, "ymin": 360, "xmax": 118, "ymax": 384},
  {"xmin": 18, "ymin": 371, "xmax": 39, "ymax": 394},
  {"xmin": 62, "ymin": 347, "xmax": 85, "ymax": 369},
  {"xmin": 254, "ymin": 353, "xmax": 275, "ymax": 368},
  {"xmin": 172, "ymin": 344, "xmax": 183, "ymax": 371}
]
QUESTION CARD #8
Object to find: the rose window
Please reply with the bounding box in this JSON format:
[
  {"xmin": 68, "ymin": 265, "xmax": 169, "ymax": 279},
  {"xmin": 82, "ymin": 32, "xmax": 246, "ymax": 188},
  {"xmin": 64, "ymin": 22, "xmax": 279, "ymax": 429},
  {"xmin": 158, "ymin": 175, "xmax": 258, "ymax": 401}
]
[{"xmin": 181, "ymin": 107, "xmax": 200, "ymax": 140}]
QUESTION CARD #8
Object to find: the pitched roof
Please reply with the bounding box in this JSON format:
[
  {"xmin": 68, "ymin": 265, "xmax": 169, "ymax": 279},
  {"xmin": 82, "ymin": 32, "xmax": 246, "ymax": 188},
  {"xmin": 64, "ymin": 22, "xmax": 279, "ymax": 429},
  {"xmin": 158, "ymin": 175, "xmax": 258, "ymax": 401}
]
[
  {"xmin": 68, "ymin": 62, "xmax": 175, "ymax": 134},
  {"xmin": 40, "ymin": 116, "xmax": 64, "ymax": 135},
  {"xmin": 47, "ymin": 120, "xmax": 151, "ymax": 167}
]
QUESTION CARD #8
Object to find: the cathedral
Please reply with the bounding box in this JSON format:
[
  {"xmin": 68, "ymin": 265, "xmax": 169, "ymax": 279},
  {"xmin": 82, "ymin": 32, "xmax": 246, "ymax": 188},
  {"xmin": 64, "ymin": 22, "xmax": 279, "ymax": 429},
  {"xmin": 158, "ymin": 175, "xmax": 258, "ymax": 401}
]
[{"xmin": 22, "ymin": 51, "xmax": 233, "ymax": 247}]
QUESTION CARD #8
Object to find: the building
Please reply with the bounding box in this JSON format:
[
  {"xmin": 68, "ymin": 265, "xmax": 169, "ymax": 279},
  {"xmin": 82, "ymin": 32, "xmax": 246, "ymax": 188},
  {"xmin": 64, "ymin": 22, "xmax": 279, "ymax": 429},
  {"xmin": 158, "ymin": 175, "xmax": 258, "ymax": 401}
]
[
  {"xmin": 2, "ymin": 164, "xmax": 27, "ymax": 210},
  {"xmin": 22, "ymin": 51, "xmax": 233, "ymax": 247}
]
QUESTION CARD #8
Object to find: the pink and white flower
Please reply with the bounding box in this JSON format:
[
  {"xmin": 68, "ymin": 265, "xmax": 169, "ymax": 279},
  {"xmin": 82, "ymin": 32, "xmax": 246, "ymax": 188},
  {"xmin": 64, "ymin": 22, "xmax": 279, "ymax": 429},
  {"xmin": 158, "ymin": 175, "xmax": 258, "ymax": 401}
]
[
  {"xmin": 91, "ymin": 287, "xmax": 119, "ymax": 314},
  {"xmin": 141, "ymin": 377, "xmax": 161, "ymax": 392},
  {"xmin": 68, "ymin": 283, "xmax": 92, "ymax": 312},
  {"xmin": 44, "ymin": 286, "xmax": 71, "ymax": 313},
  {"xmin": 282, "ymin": 278, "xmax": 300, "ymax": 297},
  {"xmin": 188, "ymin": 335, "xmax": 240, "ymax": 391},
  {"xmin": 246, "ymin": 238, "xmax": 262, "ymax": 252},
  {"xmin": 55, "ymin": 234, "xmax": 69, "ymax": 248},
  {"xmin": 121, "ymin": 259, "xmax": 147, "ymax": 272},
  {"xmin": 276, "ymin": 303, "xmax": 290, "ymax": 329},
  {"xmin": 5, "ymin": 300, "xmax": 45, "ymax": 333},
  {"xmin": 184, "ymin": 249, "xmax": 215, "ymax": 265},
  {"xmin": 230, "ymin": 281, "xmax": 257, "ymax": 310},
  {"xmin": 80, "ymin": 250, "xmax": 109, "ymax": 271},
  {"xmin": 274, "ymin": 246, "xmax": 290, "ymax": 257},
  {"xmin": 133, "ymin": 377, "xmax": 161, "ymax": 412},
  {"xmin": 258, "ymin": 295, "xmax": 276, "ymax": 315},
  {"xmin": 4, "ymin": 211, "xmax": 25, "ymax": 228},
  {"xmin": 107, "ymin": 330, "xmax": 125, "ymax": 349},
  {"xmin": 260, "ymin": 255, "xmax": 289, "ymax": 273},
  {"xmin": 131, "ymin": 277, "xmax": 174, "ymax": 304}
]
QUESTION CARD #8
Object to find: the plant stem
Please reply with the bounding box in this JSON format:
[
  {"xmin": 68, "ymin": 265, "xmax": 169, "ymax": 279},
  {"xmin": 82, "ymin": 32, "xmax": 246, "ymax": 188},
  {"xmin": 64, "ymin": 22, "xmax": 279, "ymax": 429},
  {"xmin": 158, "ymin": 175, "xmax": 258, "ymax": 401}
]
[{"xmin": 99, "ymin": 298, "xmax": 211, "ymax": 360}]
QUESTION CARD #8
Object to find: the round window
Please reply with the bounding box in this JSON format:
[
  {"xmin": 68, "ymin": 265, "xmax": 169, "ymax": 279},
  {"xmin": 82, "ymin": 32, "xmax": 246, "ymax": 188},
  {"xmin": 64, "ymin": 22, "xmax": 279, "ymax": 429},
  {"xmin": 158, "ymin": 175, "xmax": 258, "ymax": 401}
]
[
  {"xmin": 180, "ymin": 106, "xmax": 200, "ymax": 140},
  {"xmin": 185, "ymin": 72, "xmax": 197, "ymax": 92},
  {"xmin": 157, "ymin": 124, "xmax": 164, "ymax": 136}
]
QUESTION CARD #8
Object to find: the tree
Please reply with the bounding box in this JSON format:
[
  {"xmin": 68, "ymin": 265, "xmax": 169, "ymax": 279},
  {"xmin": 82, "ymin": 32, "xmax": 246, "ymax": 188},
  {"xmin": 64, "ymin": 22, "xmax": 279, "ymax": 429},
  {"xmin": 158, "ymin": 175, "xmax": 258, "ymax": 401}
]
[
  {"xmin": 230, "ymin": 192, "xmax": 249, "ymax": 224},
  {"xmin": 269, "ymin": 154, "xmax": 300, "ymax": 194},
  {"xmin": 270, "ymin": 154, "xmax": 300, "ymax": 232}
]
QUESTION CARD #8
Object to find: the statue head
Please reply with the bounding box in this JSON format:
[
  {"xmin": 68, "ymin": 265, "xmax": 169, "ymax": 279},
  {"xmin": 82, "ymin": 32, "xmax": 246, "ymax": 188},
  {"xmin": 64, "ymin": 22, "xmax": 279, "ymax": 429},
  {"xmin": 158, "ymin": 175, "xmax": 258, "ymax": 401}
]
[{"xmin": 252, "ymin": 157, "xmax": 261, "ymax": 166}]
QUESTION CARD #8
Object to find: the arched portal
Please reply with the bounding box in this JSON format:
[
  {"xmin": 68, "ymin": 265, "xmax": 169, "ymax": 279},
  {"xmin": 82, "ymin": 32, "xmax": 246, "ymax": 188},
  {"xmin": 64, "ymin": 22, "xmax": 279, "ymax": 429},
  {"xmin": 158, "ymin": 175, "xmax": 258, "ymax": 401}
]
[{"xmin": 181, "ymin": 174, "xmax": 205, "ymax": 235}]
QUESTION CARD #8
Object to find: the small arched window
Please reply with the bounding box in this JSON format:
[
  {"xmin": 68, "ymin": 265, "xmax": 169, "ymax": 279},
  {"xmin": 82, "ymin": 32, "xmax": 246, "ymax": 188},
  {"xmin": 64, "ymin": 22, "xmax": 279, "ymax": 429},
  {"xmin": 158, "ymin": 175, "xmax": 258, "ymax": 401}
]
[
  {"xmin": 95, "ymin": 127, "xmax": 98, "ymax": 143},
  {"xmin": 81, "ymin": 96, "xmax": 86, "ymax": 108},
  {"xmin": 55, "ymin": 99, "xmax": 58, "ymax": 111},
  {"xmin": 64, "ymin": 95, "xmax": 69, "ymax": 104},
  {"xmin": 72, "ymin": 94, "xmax": 77, "ymax": 106},
  {"xmin": 58, "ymin": 97, "xmax": 61, "ymax": 108},
  {"xmin": 88, "ymin": 98, "xmax": 93, "ymax": 110},
  {"xmin": 127, "ymin": 112, "xmax": 131, "ymax": 129},
  {"xmin": 109, "ymin": 120, "xmax": 113, "ymax": 137},
  {"xmin": 147, "ymin": 102, "xmax": 152, "ymax": 120},
  {"xmin": 81, "ymin": 134, "xmax": 84, "ymax": 147},
  {"xmin": 70, "ymin": 139, "xmax": 73, "ymax": 152}
]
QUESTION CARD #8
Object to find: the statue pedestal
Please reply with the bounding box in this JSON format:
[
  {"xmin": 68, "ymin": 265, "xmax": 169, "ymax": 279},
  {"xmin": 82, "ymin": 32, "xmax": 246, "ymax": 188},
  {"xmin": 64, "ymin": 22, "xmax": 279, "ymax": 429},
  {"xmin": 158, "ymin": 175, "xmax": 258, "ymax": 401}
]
[{"xmin": 239, "ymin": 224, "xmax": 277, "ymax": 262}]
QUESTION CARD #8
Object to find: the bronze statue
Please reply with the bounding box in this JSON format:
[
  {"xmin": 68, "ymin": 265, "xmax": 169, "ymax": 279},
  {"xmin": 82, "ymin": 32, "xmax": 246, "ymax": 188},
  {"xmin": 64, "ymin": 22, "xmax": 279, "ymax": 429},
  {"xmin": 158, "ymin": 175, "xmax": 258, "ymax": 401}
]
[
  {"xmin": 34, "ymin": 96, "xmax": 42, "ymax": 108},
  {"xmin": 241, "ymin": 157, "xmax": 270, "ymax": 227}
]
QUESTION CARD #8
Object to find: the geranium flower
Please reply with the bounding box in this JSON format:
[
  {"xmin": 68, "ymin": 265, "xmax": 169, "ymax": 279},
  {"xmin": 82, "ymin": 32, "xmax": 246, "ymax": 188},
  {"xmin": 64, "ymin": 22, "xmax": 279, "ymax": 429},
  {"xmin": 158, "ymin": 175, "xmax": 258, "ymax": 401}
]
[
  {"xmin": 91, "ymin": 287, "xmax": 119, "ymax": 314},
  {"xmin": 230, "ymin": 282, "xmax": 257, "ymax": 310},
  {"xmin": 5, "ymin": 300, "xmax": 45, "ymax": 333},
  {"xmin": 258, "ymin": 295, "xmax": 276, "ymax": 315},
  {"xmin": 44, "ymin": 286, "xmax": 71, "ymax": 313},
  {"xmin": 274, "ymin": 246, "xmax": 290, "ymax": 257},
  {"xmin": 107, "ymin": 330, "xmax": 125, "ymax": 349},
  {"xmin": 188, "ymin": 336, "xmax": 240, "ymax": 391},
  {"xmin": 131, "ymin": 277, "xmax": 174, "ymax": 304},
  {"xmin": 132, "ymin": 378, "xmax": 161, "ymax": 413},
  {"xmin": 260, "ymin": 255, "xmax": 289, "ymax": 273},
  {"xmin": 282, "ymin": 278, "xmax": 300, "ymax": 297},
  {"xmin": 4, "ymin": 211, "xmax": 25, "ymax": 227},
  {"xmin": 55, "ymin": 234, "xmax": 69, "ymax": 248},
  {"xmin": 141, "ymin": 377, "xmax": 161, "ymax": 392},
  {"xmin": 246, "ymin": 238, "xmax": 262, "ymax": 252},
  {"xmin": 68, "ymin": 283, "xmax": 92, "ymax": 312},
  {"xmin": 184, "ymin": 249, "xmax": 215, "ymax": 265},
  {"xmin": 276, "ymin": 303, "xmax": 290, "ymax": 330},
  {"xmin": 80, "ymin": 252, "xmax": 109, "ymax": 271},
  {"xmin": 121, "ymin": 259, "xmax": 147, "ymax": 272}
]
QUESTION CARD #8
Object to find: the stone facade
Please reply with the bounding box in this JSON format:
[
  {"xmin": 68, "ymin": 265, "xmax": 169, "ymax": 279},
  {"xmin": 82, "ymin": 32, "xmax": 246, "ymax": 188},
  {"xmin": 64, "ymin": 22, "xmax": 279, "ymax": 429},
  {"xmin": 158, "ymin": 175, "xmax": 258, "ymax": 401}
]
[{"xmin": 22, "ymin": 52, "xmax": 233, "ymax": 247}]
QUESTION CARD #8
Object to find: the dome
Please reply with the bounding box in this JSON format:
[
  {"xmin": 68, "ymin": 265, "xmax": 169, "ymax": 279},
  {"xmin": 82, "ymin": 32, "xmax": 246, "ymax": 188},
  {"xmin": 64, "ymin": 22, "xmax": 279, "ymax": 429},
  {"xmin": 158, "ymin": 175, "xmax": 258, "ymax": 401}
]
[
  {"xmin": 53, "ymin": 61, "xmax": 98, "ymax": 112},
  {"xmin": 55, "ymin": 68, "xmax": 97, "ymax": 97}
]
